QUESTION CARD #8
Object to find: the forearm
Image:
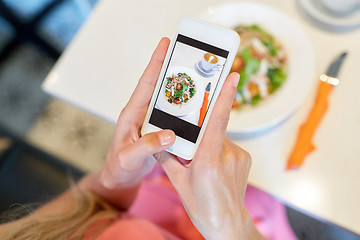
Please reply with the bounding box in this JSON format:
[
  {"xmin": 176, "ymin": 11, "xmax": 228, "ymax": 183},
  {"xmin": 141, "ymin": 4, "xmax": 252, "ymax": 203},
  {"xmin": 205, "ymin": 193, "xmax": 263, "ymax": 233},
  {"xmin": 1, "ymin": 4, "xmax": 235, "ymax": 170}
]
[
  {"xmin": 30, "ymin": 172, "xmax": 140, "ymax": 218},
  {"xmin": 78, "ymin": 172, "xmax": 141, "ymax": 210}
]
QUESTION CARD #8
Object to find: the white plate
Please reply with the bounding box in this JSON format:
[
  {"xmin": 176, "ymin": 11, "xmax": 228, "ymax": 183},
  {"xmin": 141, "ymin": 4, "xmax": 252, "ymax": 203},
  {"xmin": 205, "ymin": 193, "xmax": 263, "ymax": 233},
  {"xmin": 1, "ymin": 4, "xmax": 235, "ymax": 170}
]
[
  {"xmin": 156, "ymin": 66, "xmax": 205, "ymax": 117},
  {"xmin": 298, "ymin": 0, "xmax": 360, "ymax": 32},
  {"xmin": 199, "ymin": 2, "xmax": 316, "ymax": 136}
]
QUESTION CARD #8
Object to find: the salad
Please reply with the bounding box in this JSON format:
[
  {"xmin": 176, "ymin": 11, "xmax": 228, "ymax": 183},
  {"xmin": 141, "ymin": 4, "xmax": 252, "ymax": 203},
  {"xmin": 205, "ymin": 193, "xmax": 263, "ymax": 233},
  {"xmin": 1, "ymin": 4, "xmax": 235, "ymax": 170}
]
[
  {"xmin": 165, "ymin": 73, "xmax": 196, "ymax": 105},
  {"xmin": 231, "ymin": 24, "xmax": 287, "ymax": 108}
]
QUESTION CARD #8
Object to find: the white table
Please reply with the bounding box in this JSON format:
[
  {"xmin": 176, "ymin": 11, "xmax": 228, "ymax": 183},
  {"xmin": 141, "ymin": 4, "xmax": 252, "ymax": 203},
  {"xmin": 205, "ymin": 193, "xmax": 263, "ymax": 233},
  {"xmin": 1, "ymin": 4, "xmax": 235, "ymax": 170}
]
[{"xmin": 42, "ymin": 0, "xmax": 360, "ymax": 234}]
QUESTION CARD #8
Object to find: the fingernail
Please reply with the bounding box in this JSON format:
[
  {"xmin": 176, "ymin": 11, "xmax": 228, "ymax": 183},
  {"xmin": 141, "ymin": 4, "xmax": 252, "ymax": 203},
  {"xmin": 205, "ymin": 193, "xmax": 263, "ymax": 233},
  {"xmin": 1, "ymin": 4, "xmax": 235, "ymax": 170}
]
[
  {"xmin": 232, "ymin": 73, "xmax": 240, "ymax": 87},
  {"xmin": 159, "ymin": 131, "xmax": 174, "ymax": 146}
]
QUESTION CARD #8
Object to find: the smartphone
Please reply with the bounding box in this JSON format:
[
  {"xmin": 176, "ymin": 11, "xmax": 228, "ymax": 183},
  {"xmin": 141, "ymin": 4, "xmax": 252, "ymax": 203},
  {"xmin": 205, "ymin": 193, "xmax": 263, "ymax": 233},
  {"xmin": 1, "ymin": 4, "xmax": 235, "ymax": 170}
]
[{"xmin": 141, "ymin": 17, "xmax": 240, "ymax": 160}]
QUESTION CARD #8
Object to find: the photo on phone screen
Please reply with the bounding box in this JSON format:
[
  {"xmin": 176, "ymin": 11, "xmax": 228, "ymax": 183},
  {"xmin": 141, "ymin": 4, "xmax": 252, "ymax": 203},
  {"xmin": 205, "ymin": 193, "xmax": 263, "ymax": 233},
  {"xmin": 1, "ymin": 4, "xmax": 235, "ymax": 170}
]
[{"xmin": 149, "ymin": 34, "xmax": 229, "ymax": 143}]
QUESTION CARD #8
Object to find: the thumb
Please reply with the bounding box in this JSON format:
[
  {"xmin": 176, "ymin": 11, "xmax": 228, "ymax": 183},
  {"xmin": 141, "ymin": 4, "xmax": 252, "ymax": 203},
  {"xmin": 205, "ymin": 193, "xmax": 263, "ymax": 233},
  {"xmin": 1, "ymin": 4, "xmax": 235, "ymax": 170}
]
[
  {"xmin": 157, "ymin": 152, "xmax": 188, "ymax": 187},
  {"xmin": 119, "ymin": 130, "xmax": 176, "ymax": 170}
]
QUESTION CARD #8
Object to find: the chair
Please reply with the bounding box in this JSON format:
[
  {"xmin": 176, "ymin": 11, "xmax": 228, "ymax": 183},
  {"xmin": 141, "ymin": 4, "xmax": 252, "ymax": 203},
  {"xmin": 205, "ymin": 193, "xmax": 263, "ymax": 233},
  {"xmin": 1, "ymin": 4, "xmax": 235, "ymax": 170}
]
[{"xmin": 0, "ymin": 125, "xmax": 84, "ymax": 220}]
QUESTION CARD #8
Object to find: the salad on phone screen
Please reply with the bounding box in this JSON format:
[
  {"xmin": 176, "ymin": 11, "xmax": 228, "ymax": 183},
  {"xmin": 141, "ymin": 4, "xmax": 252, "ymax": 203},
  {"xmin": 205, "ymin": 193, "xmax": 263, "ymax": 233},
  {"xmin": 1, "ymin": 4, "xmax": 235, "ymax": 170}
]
[{"xmin": 165, "ymin": 73, "xmax": 196, "ymax": 105}]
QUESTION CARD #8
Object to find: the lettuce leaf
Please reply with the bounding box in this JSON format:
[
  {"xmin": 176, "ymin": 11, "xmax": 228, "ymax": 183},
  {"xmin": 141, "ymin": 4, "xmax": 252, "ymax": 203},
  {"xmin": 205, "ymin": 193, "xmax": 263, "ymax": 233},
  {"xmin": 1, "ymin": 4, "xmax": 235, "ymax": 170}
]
[
  {"xmin": 238, "ymin": 47, "xmax": 260, "ymax": 90},
  {"xmin": 268, "ymin": 67, "xmax": 287, "ymax": 92}
]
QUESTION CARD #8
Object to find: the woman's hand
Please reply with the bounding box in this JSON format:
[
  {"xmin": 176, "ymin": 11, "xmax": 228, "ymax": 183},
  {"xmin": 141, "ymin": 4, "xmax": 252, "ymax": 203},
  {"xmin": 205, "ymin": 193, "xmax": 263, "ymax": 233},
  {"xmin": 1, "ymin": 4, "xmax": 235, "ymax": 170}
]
[
  {"xmin": 157, "ymin": 73, "xmax": 265, "ymax": 239},
  {"xmin": 97, "ymin": 37, "xmax": 176, "ymax": 189}
]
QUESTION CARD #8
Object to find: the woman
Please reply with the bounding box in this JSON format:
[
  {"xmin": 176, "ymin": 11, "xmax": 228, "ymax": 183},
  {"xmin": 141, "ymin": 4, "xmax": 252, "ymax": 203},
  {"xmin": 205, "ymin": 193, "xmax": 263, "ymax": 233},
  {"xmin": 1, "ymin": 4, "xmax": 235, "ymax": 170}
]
[{"xmin": 0, "ymin": 37, "xmax": 266, "ymax": 239}]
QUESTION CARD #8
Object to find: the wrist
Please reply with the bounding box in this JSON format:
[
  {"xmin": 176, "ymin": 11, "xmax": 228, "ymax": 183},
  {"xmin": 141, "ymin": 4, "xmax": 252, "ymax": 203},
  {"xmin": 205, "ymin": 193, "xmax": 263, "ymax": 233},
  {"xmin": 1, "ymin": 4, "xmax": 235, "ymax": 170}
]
[
  {"xmin": 205, "ymin": 210, "xmax": 265, "ymax": 240},
  {"xmin": 78, "ymin": 173, "xmax": 141, "ymax": 210},
  {"xmin": 236, "ymin": 210, "xmax": 266, "ymax": 240}
]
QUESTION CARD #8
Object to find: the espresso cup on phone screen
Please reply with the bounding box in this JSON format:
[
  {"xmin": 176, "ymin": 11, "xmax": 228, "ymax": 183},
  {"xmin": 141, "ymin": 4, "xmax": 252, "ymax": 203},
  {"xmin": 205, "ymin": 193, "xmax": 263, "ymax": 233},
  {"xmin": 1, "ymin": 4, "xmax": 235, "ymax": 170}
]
[{"xmin": 200, "ymin": 53, "xmax": 222, "ymax": 72}]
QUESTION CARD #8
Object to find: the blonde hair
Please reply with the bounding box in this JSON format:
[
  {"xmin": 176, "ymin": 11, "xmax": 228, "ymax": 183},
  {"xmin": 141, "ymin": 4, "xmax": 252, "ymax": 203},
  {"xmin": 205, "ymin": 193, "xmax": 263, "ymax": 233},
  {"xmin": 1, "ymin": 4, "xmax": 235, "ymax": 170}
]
[{"xmin": 0, "ymin": 190, "xmax": 118, "ymax": 240}]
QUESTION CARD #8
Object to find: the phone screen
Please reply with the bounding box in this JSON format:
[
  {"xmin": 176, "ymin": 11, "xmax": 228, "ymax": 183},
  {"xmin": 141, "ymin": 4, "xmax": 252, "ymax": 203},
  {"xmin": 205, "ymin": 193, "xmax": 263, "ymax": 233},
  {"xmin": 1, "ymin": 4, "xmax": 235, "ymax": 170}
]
[{"xmin": 149, "ymin": 34, "xmax": 229, "ymax": 143}]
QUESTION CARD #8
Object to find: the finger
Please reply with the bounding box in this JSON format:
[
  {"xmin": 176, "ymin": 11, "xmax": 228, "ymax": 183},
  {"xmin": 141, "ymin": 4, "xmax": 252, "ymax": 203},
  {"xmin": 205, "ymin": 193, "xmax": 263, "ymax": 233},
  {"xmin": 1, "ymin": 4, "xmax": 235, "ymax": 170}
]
[
  {"xmin": 156, "ymin": 151, "xmax": 188, "ymax": 185},
  {"xmin": 127, "ymin": 37, "xmax": 170, "ymax": 109},
  {"xmin": 119, "ymin": 129, "xmax": 175, "ymax": 170},
  {"xmin": 200, "ymin": 72, "xmax": 239, "ymax": 149}
]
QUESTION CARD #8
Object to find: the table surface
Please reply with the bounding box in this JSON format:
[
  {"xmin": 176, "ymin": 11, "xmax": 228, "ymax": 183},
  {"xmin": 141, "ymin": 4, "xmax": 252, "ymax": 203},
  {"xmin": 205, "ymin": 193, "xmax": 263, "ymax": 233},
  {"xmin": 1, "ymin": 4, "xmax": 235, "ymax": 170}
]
[{"xmin": 42, "ymin": 0, "xmax": 360, "ymax": 234}]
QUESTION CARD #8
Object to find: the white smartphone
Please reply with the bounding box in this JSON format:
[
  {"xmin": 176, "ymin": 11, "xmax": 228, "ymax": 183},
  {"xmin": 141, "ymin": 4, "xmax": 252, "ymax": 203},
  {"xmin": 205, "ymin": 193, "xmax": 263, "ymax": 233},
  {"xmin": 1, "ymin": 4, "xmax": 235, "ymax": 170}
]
[{"xmin": 141, "ymin": 17, "xmax": 240, "ymax": 160}]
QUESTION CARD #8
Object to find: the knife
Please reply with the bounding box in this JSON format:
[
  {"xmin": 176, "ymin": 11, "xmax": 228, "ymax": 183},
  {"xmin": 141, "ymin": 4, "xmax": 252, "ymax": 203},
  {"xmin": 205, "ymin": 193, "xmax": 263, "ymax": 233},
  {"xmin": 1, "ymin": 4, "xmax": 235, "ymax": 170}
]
[{"xmin": 286, "ymin": 52, "xmax": 347, "ymax": 170}]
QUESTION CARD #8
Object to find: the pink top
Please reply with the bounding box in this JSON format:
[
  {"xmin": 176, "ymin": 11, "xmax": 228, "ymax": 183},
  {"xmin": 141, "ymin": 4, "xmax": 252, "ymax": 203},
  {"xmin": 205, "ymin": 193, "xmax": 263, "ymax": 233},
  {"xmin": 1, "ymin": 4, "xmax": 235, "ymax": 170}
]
[
  {"xmin": 95, "ymin": 215, "xmax": 179, "ymax": 240},
  {"xmin": 87, "ymin": 164, "xmax": 297, "ymax": 240}
]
